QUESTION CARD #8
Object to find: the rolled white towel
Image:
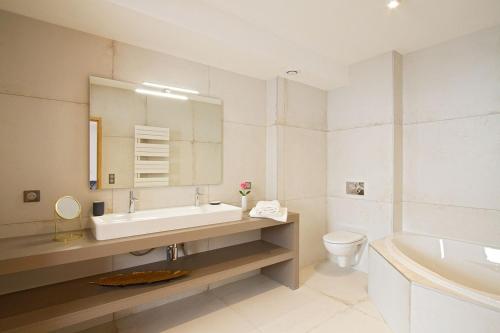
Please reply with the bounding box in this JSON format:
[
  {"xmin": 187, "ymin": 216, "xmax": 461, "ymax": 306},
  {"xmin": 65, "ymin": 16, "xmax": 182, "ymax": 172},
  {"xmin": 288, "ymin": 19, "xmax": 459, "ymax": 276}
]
[
  {"xmin": 256, "ymin": 200, "xmax": 280, "ymax": 209},
  {"xmin": 254, "ymin": 200, "xmax": 281, "ymax": 214},
  {"xmin": 249, "ymin": 200, "xmax": 287, "ymax": 222}
]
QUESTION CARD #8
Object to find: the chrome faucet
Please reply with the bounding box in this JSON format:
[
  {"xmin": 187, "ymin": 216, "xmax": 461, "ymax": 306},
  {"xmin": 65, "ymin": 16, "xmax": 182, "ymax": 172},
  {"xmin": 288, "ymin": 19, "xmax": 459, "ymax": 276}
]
[
  {"xmin": 194, "ymin": 187, "xmax": 203, "ymax": 207},
  {"xmin": 129, "ymin": 190, "xmax": 138, "ymax": 213}
]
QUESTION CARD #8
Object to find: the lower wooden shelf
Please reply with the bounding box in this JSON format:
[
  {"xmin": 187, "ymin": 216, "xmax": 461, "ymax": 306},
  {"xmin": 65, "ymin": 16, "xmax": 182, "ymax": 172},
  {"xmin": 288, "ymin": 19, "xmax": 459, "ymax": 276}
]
[{"xmin": 0, "ymin": 240, "xmax": 293, "ymax": 333}]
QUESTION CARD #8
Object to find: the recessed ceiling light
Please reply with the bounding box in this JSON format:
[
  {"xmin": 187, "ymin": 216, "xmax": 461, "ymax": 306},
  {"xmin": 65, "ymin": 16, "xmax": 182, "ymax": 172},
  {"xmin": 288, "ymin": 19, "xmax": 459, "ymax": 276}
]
[
  {"xmin": 285, "ymin": 70, "xmax": 300, "ymax": 76},
  {"xmin": 387, "ymin": 0, "xmax": 401, "ymax": 9}
]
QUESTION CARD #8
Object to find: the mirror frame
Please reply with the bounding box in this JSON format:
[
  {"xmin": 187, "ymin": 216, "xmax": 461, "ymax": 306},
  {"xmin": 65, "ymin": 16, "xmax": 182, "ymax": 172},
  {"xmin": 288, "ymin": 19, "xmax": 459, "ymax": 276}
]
[{"xmin": 54, "ymin": 196, "xmax": 82, "ymax": 220}]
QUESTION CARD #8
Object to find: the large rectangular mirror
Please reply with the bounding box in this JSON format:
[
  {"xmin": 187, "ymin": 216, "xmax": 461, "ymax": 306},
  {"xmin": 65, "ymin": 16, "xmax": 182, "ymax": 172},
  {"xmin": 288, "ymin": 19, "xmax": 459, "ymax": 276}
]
[{"xmin": 89, "ymin": 77, "xmax": 223, "ymax": 190}]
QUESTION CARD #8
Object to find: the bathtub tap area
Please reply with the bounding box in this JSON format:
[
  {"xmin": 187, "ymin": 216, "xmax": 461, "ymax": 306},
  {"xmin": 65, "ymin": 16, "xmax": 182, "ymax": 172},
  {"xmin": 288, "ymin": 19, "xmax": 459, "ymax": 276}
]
[{"xmin": 369, "ymin": 233, "xmax": 500, "ymax": 333}]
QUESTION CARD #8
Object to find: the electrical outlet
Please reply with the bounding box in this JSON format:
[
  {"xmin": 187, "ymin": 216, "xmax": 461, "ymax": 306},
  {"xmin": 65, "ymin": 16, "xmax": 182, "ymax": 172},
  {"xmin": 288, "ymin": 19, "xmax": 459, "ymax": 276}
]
[
  {"xmin": 23, "ymin": 190, "xmax": 40, "ymax": 202},
  {"xmin": 109, "ymin": 173, "xmax": 115, "ymax": 184}
]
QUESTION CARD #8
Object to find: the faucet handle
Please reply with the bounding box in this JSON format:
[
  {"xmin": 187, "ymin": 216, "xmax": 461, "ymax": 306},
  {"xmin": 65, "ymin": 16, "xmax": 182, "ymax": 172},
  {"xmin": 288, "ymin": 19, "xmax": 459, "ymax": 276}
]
[{"xmin": 130, "ymin": 190, "xmax": 139, "ymax": 200}]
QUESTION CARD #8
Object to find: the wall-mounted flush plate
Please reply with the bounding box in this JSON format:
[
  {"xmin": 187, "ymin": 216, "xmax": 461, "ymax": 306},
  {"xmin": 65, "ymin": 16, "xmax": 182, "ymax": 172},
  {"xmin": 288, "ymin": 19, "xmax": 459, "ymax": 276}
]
[
  {"xmin": 346, "ymin": 182, "xmax": 364, "ymax": 196},
  {"xmin": 23, "ymin": 190, "xmax": 40, "ymax": 202}
]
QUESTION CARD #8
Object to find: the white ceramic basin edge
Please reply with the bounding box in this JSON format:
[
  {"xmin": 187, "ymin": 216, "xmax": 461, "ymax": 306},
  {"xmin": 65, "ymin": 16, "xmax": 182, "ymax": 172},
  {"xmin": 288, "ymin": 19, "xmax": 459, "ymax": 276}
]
[{"xmin": 90, "ymin": 203, "xmax": 242, "ymax": 240}]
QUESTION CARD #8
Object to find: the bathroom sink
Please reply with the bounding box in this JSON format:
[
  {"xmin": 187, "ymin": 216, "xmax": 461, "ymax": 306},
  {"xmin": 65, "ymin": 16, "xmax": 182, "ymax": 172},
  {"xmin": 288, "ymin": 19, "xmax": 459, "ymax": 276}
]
[{"xmin": 90, "ymin": 204, "xmax": 242, "ymax": 240}]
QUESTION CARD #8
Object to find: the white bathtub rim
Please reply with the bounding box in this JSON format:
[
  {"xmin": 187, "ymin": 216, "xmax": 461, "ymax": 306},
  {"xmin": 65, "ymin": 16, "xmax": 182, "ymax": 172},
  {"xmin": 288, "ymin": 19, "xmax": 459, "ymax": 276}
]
[
  {"xmin": 383, "ymin": 234, "xmax": 500, "ymax": 312},
  {"xmin": 396, "ymin": 230, "xmax": 500, "ymax": 251}
]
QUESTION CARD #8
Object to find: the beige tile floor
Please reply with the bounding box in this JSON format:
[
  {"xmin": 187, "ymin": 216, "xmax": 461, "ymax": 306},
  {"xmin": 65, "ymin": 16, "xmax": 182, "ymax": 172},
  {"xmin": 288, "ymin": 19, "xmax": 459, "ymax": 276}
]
[{"xmin": 81, "ymin": 261, "xmax": 393, "ymax": 333}]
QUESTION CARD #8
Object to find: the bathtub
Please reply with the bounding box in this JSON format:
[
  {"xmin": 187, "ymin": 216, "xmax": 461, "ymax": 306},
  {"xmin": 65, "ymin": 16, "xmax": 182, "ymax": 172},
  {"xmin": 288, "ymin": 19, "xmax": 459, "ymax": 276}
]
[{"xmin": 368, "ymin": 233, "xmax": 500, "ymax": 333}]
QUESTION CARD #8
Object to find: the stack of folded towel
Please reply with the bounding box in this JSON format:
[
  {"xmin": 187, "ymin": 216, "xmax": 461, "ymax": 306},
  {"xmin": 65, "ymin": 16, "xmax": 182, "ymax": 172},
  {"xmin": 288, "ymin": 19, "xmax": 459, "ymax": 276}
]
[{"xmin": 249, "ymin": 200, "xmax": 288, "ymax": 222}]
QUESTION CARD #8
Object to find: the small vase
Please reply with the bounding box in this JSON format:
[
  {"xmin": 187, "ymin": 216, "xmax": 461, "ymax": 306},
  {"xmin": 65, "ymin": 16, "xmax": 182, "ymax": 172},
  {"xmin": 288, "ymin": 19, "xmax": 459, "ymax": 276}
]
[{"xmin": 241, "ymin": 196, "xmax": 248, "ymax": 211}]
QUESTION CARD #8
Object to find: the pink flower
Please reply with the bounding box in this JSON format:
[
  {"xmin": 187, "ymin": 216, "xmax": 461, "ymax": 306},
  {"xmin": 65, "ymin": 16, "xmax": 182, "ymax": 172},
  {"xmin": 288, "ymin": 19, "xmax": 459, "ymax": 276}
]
[{"xmin": 240, "ymin": 182, "xmax": 248, "ymax": 190}]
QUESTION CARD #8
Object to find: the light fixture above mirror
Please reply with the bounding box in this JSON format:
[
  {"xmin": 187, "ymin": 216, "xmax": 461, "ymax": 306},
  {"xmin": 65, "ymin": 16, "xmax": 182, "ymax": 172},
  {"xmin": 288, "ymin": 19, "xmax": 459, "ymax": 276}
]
[
  {"xmin": 142, "ymin": 82, "xmax": 200, "ymax": 95},
  {"xmin": 135, "ymin": 88, "xmax": 188, "ymax": 100}
]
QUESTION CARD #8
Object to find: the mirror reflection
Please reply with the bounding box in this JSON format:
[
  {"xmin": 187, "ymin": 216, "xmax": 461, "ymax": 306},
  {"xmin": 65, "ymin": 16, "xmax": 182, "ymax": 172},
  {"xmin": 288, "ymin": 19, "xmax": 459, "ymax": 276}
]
[
  {"xmin": 55, "ymin": 196, "xmax": 81, "ymax": 220},
  {"xmin": 89, "ymin": 77, "xmax": 223, "ymax": 190}
]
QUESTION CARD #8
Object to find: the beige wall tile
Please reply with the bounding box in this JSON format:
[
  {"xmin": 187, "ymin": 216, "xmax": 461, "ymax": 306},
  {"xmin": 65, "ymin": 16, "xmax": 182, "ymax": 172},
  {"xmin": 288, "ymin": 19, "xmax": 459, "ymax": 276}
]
[
  {"xmin": 90, "ymin": 85, "xmax": 146, "ymax": 137},
  {"xmin": 286, "ymin": 197, "xmax": 327, "ymax": 267},
  {"xmin": 208, "ymin": 122, "xmax": 266, "ymax": 205},
  {"xmin": 0, "ymin": 94, "xmax": 111, "ymax": 224},
  {"xmin": 102, "ymin": 137, "xmax": 134, "ymax": 189},
  {"xmin": 208, "ymin": 230, "xmax": 261, "ymax": 250},
  {"xmin": 146, "ymin": 97, "xmax": 193, "ymax": 141},
  {"xmin": 283, "ymin": 126, "xmax": 326, "ymax": 200},
  {"xmin": 285, "ymin": 80, "xmax": 327, "ymax": 130},
  {"xmin": 0, "ymin": 10, "xmax": 112, "ymax": 103},
  {"xmin": 113, "ymin": 42, "xmax": 210, "ymax": 95},
  {"xmin": 169, "ymin": 141, "xmax": 194, "ymax": 186},
  {"xmin": 193, "ymin": 101, "xmax": 223, "ymax": 143},
  {"xmin": 209, "ymin": 68, "xmax": 267, "ymax": 126},
  {"xmin": 112, "ymin": 248, "xmax": 166, "ymax": 271},
  {"xmin": 146, "ymin": 185, "xmax": 208, "ymax": 209}
]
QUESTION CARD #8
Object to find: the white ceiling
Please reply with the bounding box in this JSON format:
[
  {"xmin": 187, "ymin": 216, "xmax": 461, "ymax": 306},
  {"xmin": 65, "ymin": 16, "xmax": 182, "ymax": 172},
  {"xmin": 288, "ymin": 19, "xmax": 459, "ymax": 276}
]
[{"xmin": 1, "ymin": 0, "xmax": 499, "ymax": 90}]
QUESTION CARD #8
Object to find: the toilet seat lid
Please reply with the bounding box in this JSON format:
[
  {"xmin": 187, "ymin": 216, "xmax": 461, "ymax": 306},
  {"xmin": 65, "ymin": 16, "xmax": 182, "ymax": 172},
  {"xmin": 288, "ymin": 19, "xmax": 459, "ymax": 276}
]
[{"xmin": 323, "ymin": 231, "xmax": 365, "ymax": 244}]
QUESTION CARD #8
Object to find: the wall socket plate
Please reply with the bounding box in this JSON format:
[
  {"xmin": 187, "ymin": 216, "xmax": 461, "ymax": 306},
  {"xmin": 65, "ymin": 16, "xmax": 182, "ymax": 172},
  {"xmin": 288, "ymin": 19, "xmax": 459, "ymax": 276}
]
[
  {"xmin": 346, "ymin": 182, "xmax": 364, "ymax": 196},
  {"xmin": 23, "ymin": 190, "xmax": 40, "ymax": 202}
]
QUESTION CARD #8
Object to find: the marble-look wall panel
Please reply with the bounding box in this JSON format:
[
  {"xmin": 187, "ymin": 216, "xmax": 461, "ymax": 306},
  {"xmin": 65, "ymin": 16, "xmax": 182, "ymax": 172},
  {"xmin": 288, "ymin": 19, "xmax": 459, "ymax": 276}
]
[
  {"xmin": 326, "ymin": 52, "xmax": 401, "ymax": 272},
  {"xmin": 0, "ymin": 10, "xmax": 112, "ymax": 103},
  {"xmin": 283, "ymin": 126, "xmax": 326, "ymax": 201},
  {"xmin": 404, "ymin": 114, "xmax": 500, "ymax": 210},
  {"xmin": 327, "ymin": 53, "xmax": 395, "ymax": 131},
  {"xmin": 272, "ymin": 79, "xmax": 328, "ymax": 267},
  {"xmin": 403, "ymin": 26, "xmax": 500, "ymax": 124},
  {"xmin": 327, "ymin": 126, "xmax": 394, "ymax": 202},
  {"xmin": 113, "ymin": 42, "xmax": 210, "ymax": 95},
  {"xmin": 285, "ymin": 80, "xmax": 327, "ymax": 130},
  {"xmin": 402, "ymin": 202, "xmax": 500, "ymax": 247},
  {"xmin": 402, "ymin": 27, "xmax": 500, "ymax": 244}
]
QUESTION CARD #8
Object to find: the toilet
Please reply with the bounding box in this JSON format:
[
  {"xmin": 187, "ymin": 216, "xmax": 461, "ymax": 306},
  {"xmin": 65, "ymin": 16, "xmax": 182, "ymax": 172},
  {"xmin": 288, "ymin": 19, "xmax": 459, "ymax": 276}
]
[{"xmin": 323, "ymin": 231, "xmax": 366, "ymax": 268}]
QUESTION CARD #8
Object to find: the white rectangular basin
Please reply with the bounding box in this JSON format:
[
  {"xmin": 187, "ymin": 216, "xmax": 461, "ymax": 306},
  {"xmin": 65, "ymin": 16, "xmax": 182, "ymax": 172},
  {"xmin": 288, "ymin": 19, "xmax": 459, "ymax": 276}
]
[{"xmin": 90, "ymin": 203, "xmax": 242, "ymax": 240}]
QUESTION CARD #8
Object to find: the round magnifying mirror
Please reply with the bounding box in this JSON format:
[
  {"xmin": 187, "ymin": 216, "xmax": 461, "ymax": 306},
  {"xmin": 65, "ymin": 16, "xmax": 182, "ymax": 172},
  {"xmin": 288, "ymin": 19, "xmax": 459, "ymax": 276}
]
[{"xmin": 55, "ymin": 196, "xmax": 81, "ymax": 220}]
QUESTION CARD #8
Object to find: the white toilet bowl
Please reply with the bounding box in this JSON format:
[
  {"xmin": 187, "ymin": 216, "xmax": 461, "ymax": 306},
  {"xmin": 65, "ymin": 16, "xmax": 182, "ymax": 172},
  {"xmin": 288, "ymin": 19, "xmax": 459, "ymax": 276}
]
[{"xmin": 323, "ymin": 231, "xmax": 366, "ymax": 268}]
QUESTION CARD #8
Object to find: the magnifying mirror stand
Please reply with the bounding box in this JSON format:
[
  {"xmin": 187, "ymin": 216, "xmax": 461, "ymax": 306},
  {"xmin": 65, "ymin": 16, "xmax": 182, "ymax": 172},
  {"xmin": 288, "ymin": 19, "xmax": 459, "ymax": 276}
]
[{"xmin": 53, "ymin": 209, "xmax": 84, "ymax": 243}]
